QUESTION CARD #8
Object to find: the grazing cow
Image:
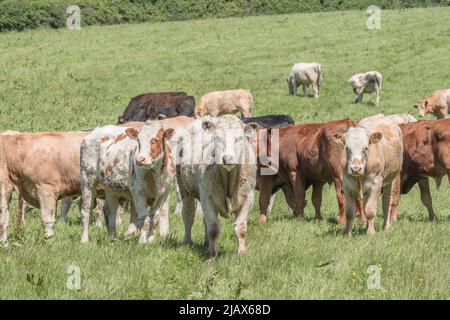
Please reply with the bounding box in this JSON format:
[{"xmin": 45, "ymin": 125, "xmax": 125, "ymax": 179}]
[
  {"xmin": 80, "ymin": 116, "xmax": 192, "ymax": 243},
  {"xmin": 287, "ymin": 62, "xmax": 323, "ymax": 98},
  {"xmin": 333, "ymin": 114, "xmax": 403, "ymax": 236},
  {"xmin": 195, "ymin": 89, "xmax": 253, "ymax": 118},
  {"xmin": 389, "ymin": 118, "xmax": 450, "ymax": 221},
  {"xmin": 348, "ymin": 71, "xmax": 382, "ymax": 107},
  {"xmin": 257, "ymin": 118, "xmax": 356, "ymax": 224},
  {"xmin": 118, "ymin": 92, "xmax": 194, "ymax": 124},
  {"xmin": 0, "ymin": 131, "xmax": 89, "ymax": 245},
  {"xmin": 176, "ymin": 115, "xmax": 258, "ymax": 258},
  {"xmin": 414, "ymin": 89, "xmax": 450, "ymax": 119}
]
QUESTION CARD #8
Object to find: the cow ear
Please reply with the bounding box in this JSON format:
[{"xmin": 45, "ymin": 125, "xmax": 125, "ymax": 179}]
[
  {"xmin": 158, "ymin": 114, "xmax": 167, "ymax": 120},
  {"xmin": 125, "ymin": 128, "xmax": 140, "ymax": 139},
  {"xmin": 202, "ymin": 120, "xmax": 215, "ymax": 131},
  {"xmin": 369, "ymin": 132, "xmax": 382, "ymax": 144},
  {"xmin": 424, "ymin": 100, "xmax": 428, "ymax": 107},
  {"xmin": 163, "ymin": 128, "xmax": 175, "ymax": 141},
  {"xmin": 414, "ymin": 104, "xmax": 418, "ymax": 109},
  {"xmin": 332, "ymin": 131, "xmax": 345, "ymax": 145}
]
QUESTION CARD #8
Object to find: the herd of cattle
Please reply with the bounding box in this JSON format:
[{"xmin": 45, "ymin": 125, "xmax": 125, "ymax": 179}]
[{"xmin": 0, "ymin": 62, "xmax": 449, "ymax": 259}]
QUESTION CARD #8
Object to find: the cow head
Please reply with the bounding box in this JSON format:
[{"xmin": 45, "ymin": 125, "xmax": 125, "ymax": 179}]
[
  {"xmin": 287, "ymin": 77, "xmax": 296, "ymax": 95},
  {"xmin": 200, "ymin": 116, "xmax": 257, "ymax": 170},
  {"xmin": 332, "ymin": 127, "xmax": 382, "ymax": 177},
  {"xmin": 415, "ymin": 99, "xmax": 429, "ymax": 117},
  {"xmin": 135, "ymin": 123, "xmax": 175, "ymax": 169}
]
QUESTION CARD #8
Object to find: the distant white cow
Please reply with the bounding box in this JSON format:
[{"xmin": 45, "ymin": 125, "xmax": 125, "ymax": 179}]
[
  {"xmin": 176, "ymin": 115, "xmax": 258, "ymax": 259},
  {"xmin": 348, "ymin": 71, "xmax": 382, "ymax": 107},
  {"xmin": 287, "ymin": 62, "xmax": 323, "ymax": 98}
]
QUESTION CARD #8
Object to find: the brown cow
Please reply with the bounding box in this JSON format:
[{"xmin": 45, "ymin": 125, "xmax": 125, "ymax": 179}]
[
  {"xmin": 257, "ymin": 118, "xmax": 356, "ymax": 224},
  {"xmin": 390, "ymin": 118, "xmax": 450, "ymax": 221}
]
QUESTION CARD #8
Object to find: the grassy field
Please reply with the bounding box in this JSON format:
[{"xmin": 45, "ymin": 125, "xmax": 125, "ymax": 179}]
[{"xmin": 0, "ymin": 7, "xmax": 449, "ymax": 299}]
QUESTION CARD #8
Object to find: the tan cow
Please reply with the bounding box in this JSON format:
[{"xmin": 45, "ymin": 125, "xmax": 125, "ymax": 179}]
[
  {"xmin": 0, "ymin": 131, "xmax": 89, "ymax": 244},
  {"xmin": 333, "ymin": 114, "xmax": 403, "ymax": 236},
  {"xmin": 414, "ymin": 89, "xmax": 450, "ymax": 119},
  {"xmin": 195, "ymin": 89, "xmax": 253, "ymax": 118}
]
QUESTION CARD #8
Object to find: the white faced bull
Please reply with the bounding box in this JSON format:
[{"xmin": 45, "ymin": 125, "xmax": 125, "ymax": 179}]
[{"xmin": 333, "ymin": 127, "xmax": 382, "ymax": 176}]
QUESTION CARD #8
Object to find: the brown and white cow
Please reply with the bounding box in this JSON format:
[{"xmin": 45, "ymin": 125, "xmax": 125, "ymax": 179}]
[
  {"xmin": 80, "ymin": 116, "xmax": 192, "ymax": 243},
  {"xmin": 256, "ymin": 118, "xmax": 356, "ymax": 224},
  {"xmin": 414, "ymin": 89, "xmax": 450, "ymax": 119},
  {"xmin": 390, "ymin": 118, "xmax": 450, "ymax": 221},
  {"xmin": 195, "ymin": 89, "xmax": 253, "ymax": 118},
  {"xmin": 333, "ymin": 114, "xmax": 403, "ymax": 236},
  {"xmin": 0, "ymin": 130, "xmax": 89, "ymax": 245},
  {"xmin": 176, "ymin": 115, "xmax": 258, "ymax": 258}
]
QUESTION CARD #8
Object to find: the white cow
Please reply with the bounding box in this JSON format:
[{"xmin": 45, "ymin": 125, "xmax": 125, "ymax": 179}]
[
  {"xmin": 348, "ymin": 71, "xmax": 382, "ymax": 107},
  {"xmin": 287, "ymin": 62, "xmax": 323, "ymax": 98},
  {"xmin": 80, "ymin": 123, "xmax": 175, "ymax": 243},
  {"xmin": 176, "ymin": 115, "xmax": 258, "ymax": 259}
]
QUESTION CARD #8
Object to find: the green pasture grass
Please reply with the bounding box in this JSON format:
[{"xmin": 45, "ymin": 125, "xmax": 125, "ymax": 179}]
[{"xmin": 0, "ymin": 7, "xmax": 449, "ymax": 299}]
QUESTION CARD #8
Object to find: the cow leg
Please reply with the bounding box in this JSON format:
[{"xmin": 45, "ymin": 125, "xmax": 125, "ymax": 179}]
[
  {"xmin": 418, "ymin": 177, "xmax": 437, "ymax": 221},
  {"xmin": 38, "ymin": 191, "xmax": 57, "ymax": 239},
  {"xmin": 365, "ymin": 180, "xmax": 382, "ymax": 236},
  {"xmin": 181, "ymin": 197, "xmax": 197, "ymax": 245},
  {"xmin": 290, "ymin": 172, "xmax": 306, "ymax": 218},
  {"xmin": 389, "ymin": 174, "xmax": 401, "ymax": 221},
  {"xmin": 234, "ymin": 193, "xmax": 254, "ymax": 254},
  {"xmin": 17, "ymin": 195, "xmax": 26, "ymax": 227},
  {"xmin": 258, "ymin": 178, "xmax": 274, "ymax": 223},
  {"xmin": 375, "ymin": 86, "xmax": 381, "ymax": 107},
  {"xmin": 125, "ymin": 201, "xmax": 138, "ymax": 237},
  {"xmin": 313, "ymin": 84, "xmax": 319, "ymax": 98},
  {"xmin": 333, "ymin": 178, "xmax": 346, "ymax": 224},
  {"xmin": 80, "ymin": 187, "xmax": 95, "ymax": 243},
  {"xmin": 174, "ymin": 182, "xmax": 183, "ymax": 215},
  {"xmin": 129, "ymin": 191, "xmax": 150, "ymax": 244},
  {"xmin": 0, "ymin": 183, "xmax": 13, "ymax": 246},
  {"xmin": 312, "ymin": 182, "xmax": 324, "ymax": 220},
  {"xmin": 157, "ymin": 197, "xmax": 169, "ymax": 238},
  {"xmin": 267, "ymin": 193, "xmax": 276, "ymax": 214},
  {"xmin": 382, "ymin": 183, "xmax": 392, "ymax": 231},
  {"xmin": 60, "ymin": 197, "xmax": 72, "ymax": 223},
  {"xmin": 343, "ymin": 191, "xmax": 356, "ymax": 236},
  {"xmin": 201, "ymin": 198, "xmax": 220, "ymax": 259},
  {"xmin": 104, "ymin": 193, "xmax": 118, "ymax": 239},
  {"xmin": 93, "ymin": 198, "xmax": 104, "ymax": 228},
  {"xmin": 302, "ymin": 85, "xmax": 307, "ymax": 97}
]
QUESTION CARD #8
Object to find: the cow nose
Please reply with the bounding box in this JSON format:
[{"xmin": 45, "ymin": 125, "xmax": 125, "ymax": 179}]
[
  {"xmin": 137, "ymin": 156, "xmax": 145, "ymax": 165},
  {"xmin": 350, "ymin": 165, "xmax": 362, "ymax": 174}
]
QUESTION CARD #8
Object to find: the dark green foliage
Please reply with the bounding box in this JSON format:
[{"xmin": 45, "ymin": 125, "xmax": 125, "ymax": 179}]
[{"xmin": 0, "ymin": 0, "xmax": 449, "ymax": 32}]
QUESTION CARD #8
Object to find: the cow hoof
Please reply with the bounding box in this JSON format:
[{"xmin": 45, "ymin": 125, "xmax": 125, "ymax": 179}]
[
  {"xmin": 44, "ymin": 231, "xmax": 54, "ymax": 240},
  {"xmin": 238, "ymin": 246, "xmax": 246, "ymax": 254},
  {"xmin": 147, "ymin": 235, "xmax": 157, "ymax": 243},
  {"xmin": 1, "ymin": 241, "xmax": 8, "ymax": 249},
  {"xmin": 182, "ymin": 239, "xmax": 193, "ymax": 246},
  {"xmin": 95, "ymin": 221, "xmax": 103, "ymax": 229},
  {"xmin": 205, "ymin": 256, "xmax": 216, "ymax": 263},
  {"xmin": 429, "ymin": 215, "xmax": 437, "ymax": 222},
  {"xmin": 80, "ymin": 237, "xmax": 89, "ymax": 244},
  {"xmin": 258, "ymin": 214, "xmax": 267, "ymax": 224}
]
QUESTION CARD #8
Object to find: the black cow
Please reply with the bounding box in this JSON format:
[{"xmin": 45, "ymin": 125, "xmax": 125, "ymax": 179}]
[
  {"xmin": 241, "ymin": 114, "xmax": 294, "ymax": 128},
  {"xmin": 118, "ymin": 91, "xmax": 192, "ymax": 124}
]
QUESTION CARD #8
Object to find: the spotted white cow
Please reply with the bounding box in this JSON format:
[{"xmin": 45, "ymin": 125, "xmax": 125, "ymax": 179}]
[{"xmin": 80, "ymin": 124, "xmax": 175, "ymax": 243}]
